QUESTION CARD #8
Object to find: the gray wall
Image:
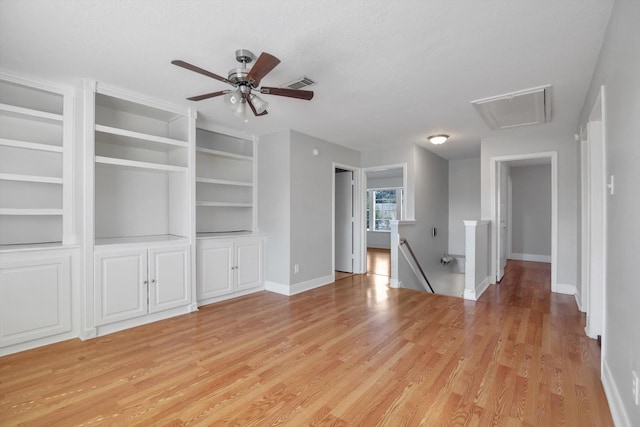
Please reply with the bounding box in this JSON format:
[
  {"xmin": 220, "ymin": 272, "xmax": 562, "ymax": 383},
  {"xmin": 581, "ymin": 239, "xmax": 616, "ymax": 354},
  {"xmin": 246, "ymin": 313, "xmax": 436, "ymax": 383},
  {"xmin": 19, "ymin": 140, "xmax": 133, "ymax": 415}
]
[
  {"xmin": 289, "ymin": 130, "xmax": 360, "ymax": 285},
  {"xmin": 510, "ymin": 165, "xmax": 551, "ymax": 257},
  {"xmin": 257, "ymin": 130, "xmax": 291, "ymax": 286},
  {"xmin": 578, "ymin": 1, "xmax": 640, "ymax": 424},
  {"xmin": 448, "ymin": 157, "xmax": 480, "ymax": 255},
  {"xmin": 480, "ymin": 129, "xmax": 579, "ymax": 288},
  {"xmin": 258, "ymin": 129, "xmax": 360, "ymax": 289}
]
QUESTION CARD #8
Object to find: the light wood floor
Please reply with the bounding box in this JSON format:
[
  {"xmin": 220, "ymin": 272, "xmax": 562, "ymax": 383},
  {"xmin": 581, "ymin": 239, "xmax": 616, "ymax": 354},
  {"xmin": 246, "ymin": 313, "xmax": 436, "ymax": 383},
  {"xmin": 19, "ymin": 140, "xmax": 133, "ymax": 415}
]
[{"xmin": 0, "ymin": 260, "xmax": 612, "ymax": 426}]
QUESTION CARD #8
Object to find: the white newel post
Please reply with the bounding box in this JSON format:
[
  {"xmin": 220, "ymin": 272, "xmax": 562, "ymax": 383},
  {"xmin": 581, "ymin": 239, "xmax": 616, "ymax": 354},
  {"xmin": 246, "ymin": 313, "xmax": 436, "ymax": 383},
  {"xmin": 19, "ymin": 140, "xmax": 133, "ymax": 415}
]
[
  {"xmin": 463, "ymin": 220, "xmax": 491, "ymax": 301},
  {"xmin": 390, "ymin": 220, "xmax": 400, "ymax": 288}
]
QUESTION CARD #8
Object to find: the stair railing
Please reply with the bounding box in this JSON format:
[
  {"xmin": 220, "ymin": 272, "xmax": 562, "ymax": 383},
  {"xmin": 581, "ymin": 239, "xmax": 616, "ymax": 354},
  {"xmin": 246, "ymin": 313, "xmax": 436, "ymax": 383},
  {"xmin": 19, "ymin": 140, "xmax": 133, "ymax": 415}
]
[{"xmin": 399, "ymin": 237, "xmax": 435, "ymax": 293}]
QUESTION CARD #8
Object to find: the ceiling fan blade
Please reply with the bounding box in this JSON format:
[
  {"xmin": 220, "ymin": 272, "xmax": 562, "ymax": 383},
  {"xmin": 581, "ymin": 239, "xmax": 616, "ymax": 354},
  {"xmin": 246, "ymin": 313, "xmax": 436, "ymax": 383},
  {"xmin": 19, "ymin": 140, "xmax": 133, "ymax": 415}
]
[
  {"xmin": 260, "ymin": 87, "xmax": 314, "ymax": 100},
  {"xmin": 171, "ymin": 60, "xmax": 233, "ymax": 85},
  {"xmin": 187, "ymin": 90, "xmax": 229, "ymax": 101},
  {"xmin": 247, "ymin": 96, "xmax": 268, "ymax": 117},
  {"xmin": 246, "ymin": 53, "xmax": 280, "ymax": 86}
]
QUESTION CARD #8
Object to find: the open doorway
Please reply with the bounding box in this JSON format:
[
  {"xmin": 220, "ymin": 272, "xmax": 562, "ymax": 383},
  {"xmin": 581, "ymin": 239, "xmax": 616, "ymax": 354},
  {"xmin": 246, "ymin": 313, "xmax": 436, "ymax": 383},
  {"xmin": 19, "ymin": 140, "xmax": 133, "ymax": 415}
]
[
  {"xmin": 490, "ymin": 152, "xmax": 558, "ymax": 291},
  {"xmin": 362, "ymin": 166, "xmax": 405, "ymax": 277}
]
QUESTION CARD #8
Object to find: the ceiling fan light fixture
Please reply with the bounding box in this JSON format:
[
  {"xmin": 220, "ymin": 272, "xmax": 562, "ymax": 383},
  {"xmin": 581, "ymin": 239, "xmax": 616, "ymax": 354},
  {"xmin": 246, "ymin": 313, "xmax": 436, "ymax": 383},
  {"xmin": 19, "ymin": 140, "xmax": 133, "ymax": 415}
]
[
  {"xmin": 250, "ymin": 94, "xmax": 269, "ymax": 114},
  {"xmin": 225, "ymin": 89, "xmax": 243, "ymax": 105},
  {"xmin": 428, "ymin": 134, "xmax": 449, "ymax": 145}
]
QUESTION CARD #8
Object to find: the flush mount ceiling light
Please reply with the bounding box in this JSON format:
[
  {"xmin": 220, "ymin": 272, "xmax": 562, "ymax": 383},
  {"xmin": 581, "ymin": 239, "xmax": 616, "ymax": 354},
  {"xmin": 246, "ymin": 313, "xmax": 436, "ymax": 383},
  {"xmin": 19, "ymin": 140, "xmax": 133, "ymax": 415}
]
[{"xmin": 428, "ymin": 134, "xmax": 449, "ymax": 145}]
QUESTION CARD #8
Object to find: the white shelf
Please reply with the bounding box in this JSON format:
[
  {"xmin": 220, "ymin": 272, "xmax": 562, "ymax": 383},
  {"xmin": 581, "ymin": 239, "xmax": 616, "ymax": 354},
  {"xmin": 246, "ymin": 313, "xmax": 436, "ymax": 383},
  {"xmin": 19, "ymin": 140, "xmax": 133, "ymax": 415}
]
[
  {"xmin": 196, "ymin": 201, "xmax": 252, "ymax": 208},
  {"xmin": 196, "ymin": 147, "xmax": 252, "ymax": 161},
  {"xmin": 196, "ymin": 231, "xmax": 255, "ymax": 239},
  {"xmin": 0, "ymin": 138, "xmax": 63, "ymax": 153},
  {"xmin": 95, "ymin": 124, "xmax": 189, "ymax": 148},
  {"xmin": 0, "ymin": 173, "xmax": 63, "ymax": 184},
  {"xmin": 95, "ymin": 156, "xmax": 187, "ymax": 173},
  {"xmin": 195, "ymin": 177, "xmax": 252, "ymax": 187},
  {"xmin": 0, "ymin": 102, "xmax": 63, "ymax": 122},
  {"xmin": 0, "ymin": 208, "xmax": 63, "ymax": 216},
  {"xmin": 95, "ymin": 234, "xmax": 188, "ymax": 247}
]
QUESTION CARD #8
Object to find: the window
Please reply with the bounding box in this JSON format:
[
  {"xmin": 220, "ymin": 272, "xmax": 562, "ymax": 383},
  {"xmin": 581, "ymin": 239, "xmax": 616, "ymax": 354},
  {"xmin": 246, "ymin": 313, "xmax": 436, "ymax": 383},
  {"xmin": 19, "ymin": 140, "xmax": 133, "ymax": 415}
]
[{"xmin": 366, "ymin": 188, "xmax": 403, "ymax": 231}]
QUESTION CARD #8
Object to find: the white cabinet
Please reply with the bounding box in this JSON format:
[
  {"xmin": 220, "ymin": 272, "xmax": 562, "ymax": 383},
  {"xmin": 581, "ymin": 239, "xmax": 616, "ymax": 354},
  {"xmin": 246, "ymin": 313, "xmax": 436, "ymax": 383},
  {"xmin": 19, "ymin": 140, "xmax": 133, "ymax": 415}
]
[
  {"xmin": 94, "ymin": 244, "xmax": 190, "ymax": 326},
  {"xmin": 195, "ymin": 128, "xmax": 255, "ymax": 235},
  {"xmin": 84, "ymin": 82, "xmax": 196, "ymax": 337},
  {"xmin": 197, "ymin": 236, "xmax": 264, "ymax": 304},
  {"xmin": 0, "ymin": 72, "xmax": 75, "ymax": 248},
  {"xmin": 0, "ymin": 251, "xmax": 72, "ymax": 352}
]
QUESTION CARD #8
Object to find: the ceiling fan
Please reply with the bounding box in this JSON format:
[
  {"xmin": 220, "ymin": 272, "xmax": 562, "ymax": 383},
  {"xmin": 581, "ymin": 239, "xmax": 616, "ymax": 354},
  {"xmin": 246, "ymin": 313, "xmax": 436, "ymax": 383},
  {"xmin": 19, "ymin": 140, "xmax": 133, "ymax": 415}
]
[{"xmin": 171, "ymin": 49, "xmax": 314, "ymax": 118}]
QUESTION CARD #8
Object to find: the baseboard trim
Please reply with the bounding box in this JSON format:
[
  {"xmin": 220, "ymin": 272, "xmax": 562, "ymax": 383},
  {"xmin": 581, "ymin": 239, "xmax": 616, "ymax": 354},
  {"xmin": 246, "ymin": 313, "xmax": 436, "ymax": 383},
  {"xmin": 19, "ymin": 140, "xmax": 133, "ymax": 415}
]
[
  {"xmin": 555, "ymin": 283, "xmax": 576, "ymax": 295},
  {"xmin": 602, "ymin": 357, "xmax": 632, "ymax": 427},
  {"xmin": 264, "ymin": 281, "xmax": 290, "ymax": 295},
  {"xmin": 509, "ymin": 253, "xmax": 552, "ymax": 263},
  {"xmin": 266, "ymin": 274, "xmax": 335, "ymax": 296},
  {"xmin": 574, "ymin": 290, "xmax": 585, "ymax": 312},
  {"xmin": 463, "ymin": 275, "xmax": 491, "ymax": 301}
]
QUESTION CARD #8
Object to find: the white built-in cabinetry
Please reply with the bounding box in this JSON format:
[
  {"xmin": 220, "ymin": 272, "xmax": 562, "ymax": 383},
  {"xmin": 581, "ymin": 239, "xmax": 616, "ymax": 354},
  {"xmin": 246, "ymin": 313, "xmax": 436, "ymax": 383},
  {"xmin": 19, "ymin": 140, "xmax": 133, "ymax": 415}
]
[
  {"xmin": 84, "ymin": 82, "xmax": 196, "ymax": 337},
  {"xmin": 195, "ymin": 127, "xmax": 264, "ymax": 305},
  {"xmin": 197, "ymin": 236, "xmax": 264, "ymax": 305},
  {"xmin": 0, "ymin": 72, "xmax": 77, "ymax": 356},
  {"xmin": 94, "ymin": 243, "xmax": 190, "ymax": 325},
  {"xmin": 0, "ymin": 72, "xmax": 74, "ymax": 247},
  {"xmin": 196, "ymin": 128, "xmax": 254, "ymax": 234}
]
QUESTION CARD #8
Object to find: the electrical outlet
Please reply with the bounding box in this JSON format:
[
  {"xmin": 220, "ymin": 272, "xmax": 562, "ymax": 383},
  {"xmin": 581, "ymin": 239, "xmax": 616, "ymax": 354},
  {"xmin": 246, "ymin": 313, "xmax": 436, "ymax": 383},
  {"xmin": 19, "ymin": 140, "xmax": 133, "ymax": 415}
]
[
  {"xmin": 633, "ymin": 370, "xmax": 639, "ymax": 406},
  {"xmin": 294, "ymin": 264, "xmax": 299, "ymax": 274}
]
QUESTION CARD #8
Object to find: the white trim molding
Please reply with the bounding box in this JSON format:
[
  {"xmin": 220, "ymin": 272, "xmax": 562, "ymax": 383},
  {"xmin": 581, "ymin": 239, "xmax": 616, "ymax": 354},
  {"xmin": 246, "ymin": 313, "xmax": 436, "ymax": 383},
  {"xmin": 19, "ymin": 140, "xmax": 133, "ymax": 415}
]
[
  {"xmin": 265, "ymin": 274, "xmax": 335, "ymax": 296},
  {"xmin": 509, "ymin": 253, "xmax": 552, "ymax": 263},
  {"xmin": 602, "ymin": 358, "xmax": 632, "ymax": 427},
  {"xmin": 555, "ymin": 283, "xmax": 576, "ymax": 296},
  {"xmin": 490, "ymin": 151, "xmax": 558, "ymax": 292}
]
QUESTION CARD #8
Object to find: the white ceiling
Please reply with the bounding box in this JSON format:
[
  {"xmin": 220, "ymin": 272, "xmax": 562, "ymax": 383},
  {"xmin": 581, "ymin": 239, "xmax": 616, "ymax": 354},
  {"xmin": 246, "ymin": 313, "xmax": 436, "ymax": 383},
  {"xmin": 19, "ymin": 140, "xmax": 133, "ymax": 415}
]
[{"xmin": 0, "ymin": 0, "xmax": 613, "ymax": 160}]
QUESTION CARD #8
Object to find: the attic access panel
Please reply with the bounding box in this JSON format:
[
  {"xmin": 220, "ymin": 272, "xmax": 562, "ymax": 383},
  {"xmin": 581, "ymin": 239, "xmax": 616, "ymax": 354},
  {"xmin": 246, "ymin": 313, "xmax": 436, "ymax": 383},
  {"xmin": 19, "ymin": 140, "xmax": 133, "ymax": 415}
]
[{"xmin": 471, "ymin": 85, "xmax": 551, "ymax": 130}]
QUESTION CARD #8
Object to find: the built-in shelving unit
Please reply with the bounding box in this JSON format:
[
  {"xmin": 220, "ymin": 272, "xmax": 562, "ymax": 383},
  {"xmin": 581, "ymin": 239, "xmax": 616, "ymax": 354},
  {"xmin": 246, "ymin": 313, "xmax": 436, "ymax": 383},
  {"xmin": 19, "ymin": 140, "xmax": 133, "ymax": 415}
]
[
  {"xmin": 0, "ymin": 73, "xmax": 73, "ymax": 248},
  {"xmin": 195, "ymin": 128, "xmax": 255, "ymax": 235},
  {"xmin": 84, "ymin": 81, "xmax": 196, "ymax": 338},
  {"xmin": 88, "ymin": 83, "xmax": 194, "ymax": 245}
]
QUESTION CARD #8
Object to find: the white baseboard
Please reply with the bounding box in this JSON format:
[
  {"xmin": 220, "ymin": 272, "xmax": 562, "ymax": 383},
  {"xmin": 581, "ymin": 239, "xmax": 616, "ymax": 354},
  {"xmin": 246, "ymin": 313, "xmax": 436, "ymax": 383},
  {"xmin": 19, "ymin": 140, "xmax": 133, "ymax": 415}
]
[
  {"xmin": 390, "ymin": 278, "xmax": 400, "ymax": 288},
  {"xmin": 476, "ymin": 275, "xmax": 491, "ymax": 299},
  {"xmin": 264, "ymin": 281, "xmax": 290, "ymax": 295},
  {"xmin": 574, "ymin": 290, "xmax": 585, "ymax": 312},
  {"xmin": 602, "ymin": 358, "xmax": 632, "ymax": 427},
  {"xmin": 509, "ymin": 253, "xmax": 552, "ymax": 263},
  {"xmin": 266, "ymin": 274, "xmax": 335, "ymax": 296},
  {"xmin": 463, "ymin": 275, "xmax": 491, "ymax": 301},
  {"xmin": 555, "ymin": 283, "xmax": 576, "ymax": 295}
]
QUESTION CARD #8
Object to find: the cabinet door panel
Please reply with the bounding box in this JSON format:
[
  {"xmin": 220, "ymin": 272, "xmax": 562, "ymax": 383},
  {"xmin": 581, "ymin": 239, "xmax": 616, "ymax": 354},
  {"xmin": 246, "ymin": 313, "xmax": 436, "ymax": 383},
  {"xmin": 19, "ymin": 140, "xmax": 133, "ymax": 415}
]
[
  {"xmin": 236, "ymin": 239, "xmax": 263, "ymax": 291},
  {"xmin": 148, "ymin": 245, "xmax": 190, "ymax": 313},
  {"xmin": 0, "ymin": 255, "xmax": 71, "ymax": 347},
  {"xmin": 94, "ymin": 249, "xmax": 147, "ymax": 326},
  {"xmin": 197, "ymin": 242, "xmax": 233, "ymax": 299}
]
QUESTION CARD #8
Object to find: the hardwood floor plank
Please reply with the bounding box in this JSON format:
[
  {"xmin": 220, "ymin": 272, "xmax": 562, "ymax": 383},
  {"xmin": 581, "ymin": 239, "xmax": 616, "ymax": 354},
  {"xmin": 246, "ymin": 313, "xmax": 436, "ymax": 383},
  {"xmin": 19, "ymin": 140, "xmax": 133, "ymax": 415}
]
[{"xmin": 0, "ymin": 260, "xmax": 613, "ymax": 426}]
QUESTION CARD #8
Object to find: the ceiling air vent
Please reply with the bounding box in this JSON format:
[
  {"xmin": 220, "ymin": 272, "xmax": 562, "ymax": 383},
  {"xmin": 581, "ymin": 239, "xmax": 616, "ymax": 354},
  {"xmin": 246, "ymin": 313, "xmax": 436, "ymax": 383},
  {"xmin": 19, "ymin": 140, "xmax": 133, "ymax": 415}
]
[
  {"xmin": 471, "ymin": 85, "xmax": 551, "ymax": 131},
  {"xmin": 283, "ymin": 76, "xmax": 316, "ymax": 90}
]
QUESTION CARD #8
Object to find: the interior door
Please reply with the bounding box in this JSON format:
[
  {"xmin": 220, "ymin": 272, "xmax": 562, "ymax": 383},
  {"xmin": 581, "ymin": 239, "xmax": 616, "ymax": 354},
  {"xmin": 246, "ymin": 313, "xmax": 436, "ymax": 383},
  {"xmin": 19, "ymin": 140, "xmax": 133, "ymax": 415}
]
[
  {"xmin": 335, "ymin": 170, "xmax": 354, "ymax": 273},
  {"xmin": 497, "ymin": 163, "xmax": 508, "ymax": 281}
]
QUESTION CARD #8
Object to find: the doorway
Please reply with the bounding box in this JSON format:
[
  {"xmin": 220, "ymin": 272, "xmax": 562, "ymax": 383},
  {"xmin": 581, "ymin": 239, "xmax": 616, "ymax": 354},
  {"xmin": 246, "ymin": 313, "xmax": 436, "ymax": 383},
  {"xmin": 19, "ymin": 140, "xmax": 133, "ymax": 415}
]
[
  {"xmin": 490, "ymin": 152, "xmax": 558, "ymax": 291},
  {"xmin": 332, "ymin": 163, "xmax": 363, "ymax": 279}
]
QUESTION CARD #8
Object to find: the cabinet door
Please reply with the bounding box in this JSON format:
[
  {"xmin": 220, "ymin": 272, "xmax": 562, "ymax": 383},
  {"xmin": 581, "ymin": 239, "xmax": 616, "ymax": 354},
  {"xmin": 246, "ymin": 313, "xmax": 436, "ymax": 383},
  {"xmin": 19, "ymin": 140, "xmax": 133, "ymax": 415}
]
[
  {"xmin": 0, "ymin": 254, "xmax": 71, "ymax": 348},
  {"xmin": 197, "ymin": 240, "xmax": 233, "ymax": 300},
  {"xmin": 94, "ymin": 248, "xmax": 147, "ymax": 326},
  {"xmin": 235, "ymin": 238, "xmax": 263, "ymax": 291},
  {"xmin": 148, "ymin": 245, "xmax": 190, "ymax": 313}
]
